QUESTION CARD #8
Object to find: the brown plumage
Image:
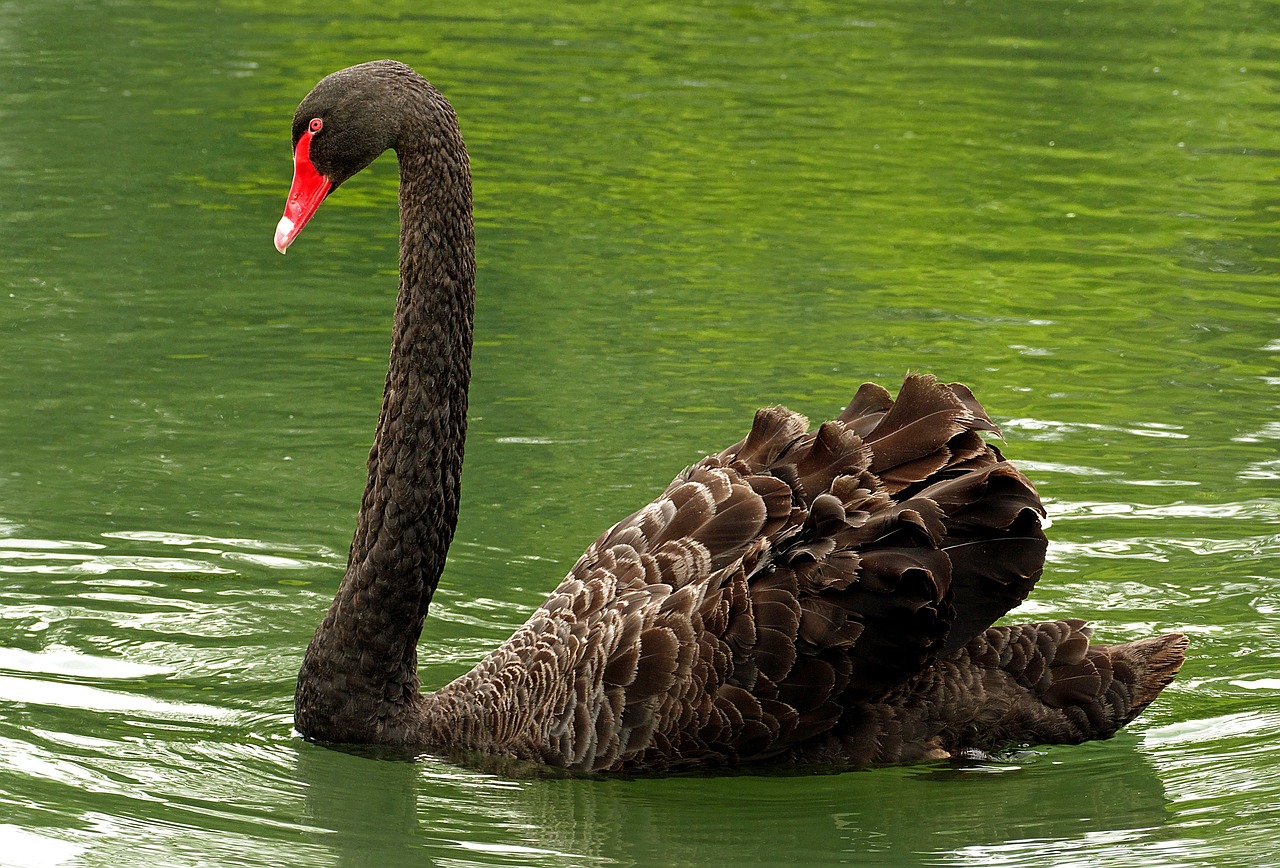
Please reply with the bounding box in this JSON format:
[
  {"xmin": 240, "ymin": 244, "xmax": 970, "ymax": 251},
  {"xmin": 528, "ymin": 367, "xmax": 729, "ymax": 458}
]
[{"xmin": 278, "ymin": 60, "xmax": 1186, "ymax": 773}]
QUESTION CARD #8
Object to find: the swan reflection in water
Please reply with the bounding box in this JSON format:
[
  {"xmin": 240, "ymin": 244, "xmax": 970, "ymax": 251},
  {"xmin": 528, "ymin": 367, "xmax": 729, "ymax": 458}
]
[{"xmin": 292, "ymin": 738, "xmax": 1182, "ymax": 866}]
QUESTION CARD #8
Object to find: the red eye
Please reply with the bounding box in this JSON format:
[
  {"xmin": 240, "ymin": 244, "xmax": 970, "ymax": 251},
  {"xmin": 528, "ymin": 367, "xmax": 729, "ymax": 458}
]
[{"xmin": 308, "ymin": 117, "xmax": 323, "ymax": 133}]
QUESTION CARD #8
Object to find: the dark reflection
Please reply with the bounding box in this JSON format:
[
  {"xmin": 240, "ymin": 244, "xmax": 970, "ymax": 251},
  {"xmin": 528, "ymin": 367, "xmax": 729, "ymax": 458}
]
[
  {"xmin": 294, "ymin": 743, "xmax": 428, "ymax": 867},
  {"xmin": 516, "ymin": 743, "xmax": 1177, "ymax": 866},
  {"xmin": 293, "ymin": 736, "xmax": 1176, "ymax": 866}
]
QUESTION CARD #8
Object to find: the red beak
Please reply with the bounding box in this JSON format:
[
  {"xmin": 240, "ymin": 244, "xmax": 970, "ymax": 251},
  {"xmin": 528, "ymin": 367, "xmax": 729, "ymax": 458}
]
[{"xmin": 274, "ymin": 130, "xmax": 332, "ymax": 254}]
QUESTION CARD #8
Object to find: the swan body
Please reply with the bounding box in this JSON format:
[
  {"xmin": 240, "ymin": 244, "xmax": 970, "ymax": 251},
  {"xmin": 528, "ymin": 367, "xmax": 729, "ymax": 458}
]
[{"xmin": 278, "ymin": 60, "xmax": 1186, "ymax": 773}]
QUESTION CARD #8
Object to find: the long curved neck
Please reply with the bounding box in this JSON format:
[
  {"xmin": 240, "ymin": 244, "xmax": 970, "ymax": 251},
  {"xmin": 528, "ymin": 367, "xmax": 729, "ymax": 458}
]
[
  {"xmin": 349, "ymin": 102, "xmax": 475, "ymax": 606},
  {"xmin": 296, "ymin": 86, "xmax": 475, "ymax": 742}
]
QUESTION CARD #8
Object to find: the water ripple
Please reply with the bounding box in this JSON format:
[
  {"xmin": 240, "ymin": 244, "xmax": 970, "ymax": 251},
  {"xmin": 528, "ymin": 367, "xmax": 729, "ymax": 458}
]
[
  {"xmin": 1050, "ymin": 534, "xmax": 1278, "ymax": 562},
  {"xmin": 1049, "ymin": 499, "xmax": 1280, "ymax": 522},
  {"xmin": 0, "ymin": 824, "xmax": 86, "ymax": 868},
  {"xmin": 0, "ymin": 647, "xmax": 170, "ymax": 680},
  {"xmin": 0, "ymin": 675, "xmax": 225, "ymax": 719},
  {"xmin": 1006, "ymin": 418, "xmax": 1191, "ymax": 441}
]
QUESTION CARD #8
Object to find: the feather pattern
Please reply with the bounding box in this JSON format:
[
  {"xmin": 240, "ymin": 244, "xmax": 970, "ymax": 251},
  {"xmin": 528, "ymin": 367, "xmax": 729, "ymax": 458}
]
[
  {"xmin": 418, "ymin": 374, "xmax": 1185, "ymax": 771},
  {"xmin": 284, "ymin": 61, "xmax": 1188, "ymax": 773}
]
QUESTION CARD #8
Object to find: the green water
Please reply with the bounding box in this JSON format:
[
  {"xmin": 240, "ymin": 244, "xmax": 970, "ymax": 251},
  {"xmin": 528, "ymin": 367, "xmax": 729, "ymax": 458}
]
[{"xmin": 1, "ymin": 0, "xmax": 1277, "ymax": 864}]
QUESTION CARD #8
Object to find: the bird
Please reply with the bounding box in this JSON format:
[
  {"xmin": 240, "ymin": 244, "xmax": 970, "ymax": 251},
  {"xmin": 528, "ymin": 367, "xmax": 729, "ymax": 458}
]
[{"xmin": 275, "ymin": 60, "xmax": 1187, "ymax": 773}]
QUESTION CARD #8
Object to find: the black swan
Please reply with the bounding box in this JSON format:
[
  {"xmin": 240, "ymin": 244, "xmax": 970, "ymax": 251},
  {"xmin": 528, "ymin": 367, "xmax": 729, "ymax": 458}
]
[{"xmin": 275, "ymin": 60, "xmax": 1186, "ymax": 772}]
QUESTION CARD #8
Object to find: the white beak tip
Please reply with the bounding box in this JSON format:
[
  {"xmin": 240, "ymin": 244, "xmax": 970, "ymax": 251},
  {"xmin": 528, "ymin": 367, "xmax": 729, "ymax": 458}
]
[{"xmin": 274, "ymin": 215, "xmax": 296, "ymax": 254}]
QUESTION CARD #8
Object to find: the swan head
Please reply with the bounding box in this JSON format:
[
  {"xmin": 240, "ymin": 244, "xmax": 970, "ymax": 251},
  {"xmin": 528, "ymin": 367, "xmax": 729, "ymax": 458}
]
[{"xmin": 275, "ymin": 60, "xmax": 414, "ymax": 253}]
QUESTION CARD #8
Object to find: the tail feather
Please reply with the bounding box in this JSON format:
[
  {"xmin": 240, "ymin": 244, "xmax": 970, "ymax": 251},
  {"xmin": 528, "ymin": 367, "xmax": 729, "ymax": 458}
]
[
  {"xmin": 956, "ymin": 622, "xmax": 1188, "ymax": 751},
  {"xmin": 1108, "ymin": 632, "xmax": 1189, "ymax": 723}
]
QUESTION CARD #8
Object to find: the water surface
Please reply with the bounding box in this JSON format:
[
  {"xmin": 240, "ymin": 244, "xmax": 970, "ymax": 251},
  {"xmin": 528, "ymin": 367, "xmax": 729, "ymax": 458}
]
[{"xmin": 1, "ymin": 1, "xmax": 1277, "ymax": 865}]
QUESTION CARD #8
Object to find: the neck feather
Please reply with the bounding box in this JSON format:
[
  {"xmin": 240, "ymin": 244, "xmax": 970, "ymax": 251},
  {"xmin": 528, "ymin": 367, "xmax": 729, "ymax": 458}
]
[{"xmin": 296, "ymin": 88, "xmax": 475, "ymax": 743}]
